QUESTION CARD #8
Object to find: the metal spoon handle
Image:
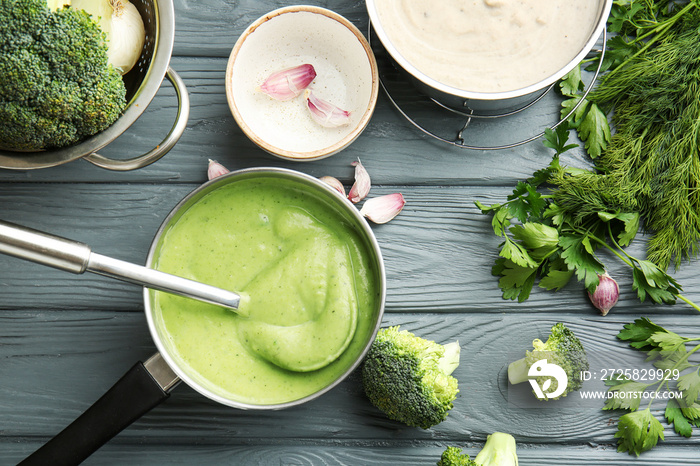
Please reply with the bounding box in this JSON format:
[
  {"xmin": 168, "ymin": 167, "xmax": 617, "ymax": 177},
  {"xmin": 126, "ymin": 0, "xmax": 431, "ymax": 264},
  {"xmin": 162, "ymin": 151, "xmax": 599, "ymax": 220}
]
[{"xmin": 0, "ymin": 220, "xmax": 241, "ymax": 311}]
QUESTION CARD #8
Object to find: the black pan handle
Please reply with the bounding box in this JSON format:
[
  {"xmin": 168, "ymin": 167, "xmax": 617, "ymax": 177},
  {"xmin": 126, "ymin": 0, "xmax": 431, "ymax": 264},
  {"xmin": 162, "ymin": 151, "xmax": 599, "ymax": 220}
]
[{"xmin": 19, "ymin": 353, "xmax": 180, "ymax": 466}]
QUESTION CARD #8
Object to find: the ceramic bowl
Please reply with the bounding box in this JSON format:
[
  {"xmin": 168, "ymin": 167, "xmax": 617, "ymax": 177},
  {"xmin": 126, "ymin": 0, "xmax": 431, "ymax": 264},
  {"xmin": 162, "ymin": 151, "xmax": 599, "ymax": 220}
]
[{"xmin": 225, "ymin": 6, "xmax": 379, "ymax": 161}]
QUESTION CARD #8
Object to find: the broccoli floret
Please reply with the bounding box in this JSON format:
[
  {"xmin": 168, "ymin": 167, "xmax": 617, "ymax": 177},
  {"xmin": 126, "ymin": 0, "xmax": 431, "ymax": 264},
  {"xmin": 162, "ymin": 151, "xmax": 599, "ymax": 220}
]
[
  {"xmin": 438, "ymin": 433, "xmax": 518, "ymax": 466},
  {"xmin": 0, "ymin": 0, "xmax": 126, "ymax": 150},
  {"xmin": 361, "ymin": 326, "xmax": 460, "ymax": 429},
  {"xmin": 437, "ymin": 446, "xmax": 478, "ymax": 466},
  {"xmin": 507, "ymin": 322, "xmax": 589, "ymax": 400}
]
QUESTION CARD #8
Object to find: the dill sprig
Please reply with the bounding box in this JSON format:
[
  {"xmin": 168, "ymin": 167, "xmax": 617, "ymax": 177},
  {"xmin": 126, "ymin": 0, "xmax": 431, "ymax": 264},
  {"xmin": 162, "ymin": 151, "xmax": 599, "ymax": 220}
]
[
  {"xmin": 591, "ymin": 9, "xmax": 700, "ymax": 268},
  {"xmin": 559, "ymin": 2, "xmax": 700, "ymax": 270}
]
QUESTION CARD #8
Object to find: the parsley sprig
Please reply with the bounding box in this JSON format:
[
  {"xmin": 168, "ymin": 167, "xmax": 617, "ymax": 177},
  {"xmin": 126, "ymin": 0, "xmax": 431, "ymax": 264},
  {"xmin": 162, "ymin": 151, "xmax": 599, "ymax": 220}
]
[
  {"xmin": 476, "ymin": 127, "xmax": 700, "ymax": 312},
  {"xmin": 606, "ymin": 318, "xmax": 700, "ymax": 455}
]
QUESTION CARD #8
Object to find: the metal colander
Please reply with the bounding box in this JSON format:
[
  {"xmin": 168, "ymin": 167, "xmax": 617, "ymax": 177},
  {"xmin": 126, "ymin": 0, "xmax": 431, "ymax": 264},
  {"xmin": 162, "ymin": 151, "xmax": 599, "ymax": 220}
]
[{"xmin": 0, "ymin": 0, "xmax": 190, "ymax": 171}]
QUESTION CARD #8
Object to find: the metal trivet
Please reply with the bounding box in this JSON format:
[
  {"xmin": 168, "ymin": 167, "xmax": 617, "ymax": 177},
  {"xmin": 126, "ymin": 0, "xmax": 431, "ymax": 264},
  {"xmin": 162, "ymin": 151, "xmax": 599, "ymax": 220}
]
[{"xmin": 368, "ymin": 27, "xmax": 607, "ymax": 150}]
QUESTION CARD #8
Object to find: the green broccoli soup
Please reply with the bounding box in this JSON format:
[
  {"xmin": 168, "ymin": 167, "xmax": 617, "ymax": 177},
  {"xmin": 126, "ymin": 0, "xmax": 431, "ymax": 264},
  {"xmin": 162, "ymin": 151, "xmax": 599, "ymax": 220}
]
[{"xmin": 150, "ymin": 176, "xmax": 380, "ymax": 405}]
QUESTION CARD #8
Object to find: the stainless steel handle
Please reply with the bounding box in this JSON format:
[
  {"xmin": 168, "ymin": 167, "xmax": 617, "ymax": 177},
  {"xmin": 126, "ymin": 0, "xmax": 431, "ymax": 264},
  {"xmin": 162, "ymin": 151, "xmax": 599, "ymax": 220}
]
[
  {"xmin": 86, "ymin": 253, "xmax": 242, "ymax": 310},
  {"xmin": 0, "ymin": 220, "xmax": 242, "ymax": 312},
  {"xmin": 84, "ymin": 67, "xmax": 190, "ymax": 171},
  {"xmin": 0, "ymin": 220, "xmax": 91, "ymax": 273}
]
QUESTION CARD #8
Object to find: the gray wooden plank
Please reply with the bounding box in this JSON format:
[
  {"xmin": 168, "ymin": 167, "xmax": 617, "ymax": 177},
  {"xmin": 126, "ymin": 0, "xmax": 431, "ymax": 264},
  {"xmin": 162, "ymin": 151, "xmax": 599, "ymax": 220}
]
[
  {"xmin": 3, "ymin": 442, "xmax": 700, "ymax": 466},
  {"xmin": 170, "ymin": 0, "xmax": 372, "ymax": 59},
  {"xmin": 2, "ymin": 0, "xmax": 699, "ymax": 463},
  {"xmin": 1, "ymin": 184, "xmax": 698, "ymax": 315},
  {"xmin": 3, "ymin": 310, "xmax": 699, "ymax": 449}
]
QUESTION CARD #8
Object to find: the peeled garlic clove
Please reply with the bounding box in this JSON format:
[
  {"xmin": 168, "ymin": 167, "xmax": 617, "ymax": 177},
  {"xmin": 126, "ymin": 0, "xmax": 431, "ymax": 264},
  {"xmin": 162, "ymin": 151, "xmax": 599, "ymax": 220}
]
[
  {"xmin": 207, "ymin": 159, "xmax": 229, "ymax": 180},
  {"xmin": 348, "ymin": 159, "xmax": 370, "ymax": 204},
  {"xmin": 319, "ymin": 176, "xmax": 346, "ymax": 196},
  {"xmin": 257, "ymin": 64, "xmax": 316, "ymax": 101},
  {"xmin": 304, "ymin": 89, "xmax": 351, "ymax": 127},
  {"xmin": 588, "ymin": 272, "xmax": 619, "ymax": 316},
  {"xmin": 360, "ymin": 193, "xmax": 406, "ymax": 224}
]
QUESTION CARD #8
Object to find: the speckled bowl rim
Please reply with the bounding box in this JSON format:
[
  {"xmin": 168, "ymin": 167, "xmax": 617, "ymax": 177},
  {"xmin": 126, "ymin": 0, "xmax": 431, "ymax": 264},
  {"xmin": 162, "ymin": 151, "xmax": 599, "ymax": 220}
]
[{"xmin": 225, "ymin": 5, "xmax": 379, "ymax": 161}]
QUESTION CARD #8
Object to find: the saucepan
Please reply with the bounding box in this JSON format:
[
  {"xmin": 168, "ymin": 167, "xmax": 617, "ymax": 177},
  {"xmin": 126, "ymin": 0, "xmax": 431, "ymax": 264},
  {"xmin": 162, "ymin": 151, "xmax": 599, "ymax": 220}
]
[
  {"xmin": 0, "ymin": 0, "xmax": 189, "ymax": 171},
  {"xmin": 13, "ymin": 168, "xmax": 386, "ymax": 465},
  {"xmin": 366, "ymin": 0, "xmax": 613, "ymax": 114}
]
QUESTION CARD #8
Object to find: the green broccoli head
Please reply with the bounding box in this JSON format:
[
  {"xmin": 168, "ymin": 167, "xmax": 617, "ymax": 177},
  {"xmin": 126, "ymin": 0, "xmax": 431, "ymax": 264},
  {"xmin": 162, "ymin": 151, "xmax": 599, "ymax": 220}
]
[
  {"xmin": 0, "ymin": 0, "xmax": 48, "ymax": 43},
  {"xmin": 508, "ymin": 322, "xmax": 589, "ymax": 400},
  {"xmin": 0, "ymin": 0, "xmax": 126, "ymax": 151},
  {"xmin": 437, "ymin": 446, "xmax": 478, "ymax": 466},
  {"xmin": 361, "ymin": 326, "xmax": 460, "ymax": 429}
]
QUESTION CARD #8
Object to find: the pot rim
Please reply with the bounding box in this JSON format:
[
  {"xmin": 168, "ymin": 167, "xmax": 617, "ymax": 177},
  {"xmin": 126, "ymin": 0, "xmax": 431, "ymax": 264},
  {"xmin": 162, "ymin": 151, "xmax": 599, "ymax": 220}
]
[
  {"xmin": 143, "ymin": 167, "xmax": 387, "ymax": 410},
  {"xmin": 365, "ymin": 0, "xmax": 613, "ymax": 102}
]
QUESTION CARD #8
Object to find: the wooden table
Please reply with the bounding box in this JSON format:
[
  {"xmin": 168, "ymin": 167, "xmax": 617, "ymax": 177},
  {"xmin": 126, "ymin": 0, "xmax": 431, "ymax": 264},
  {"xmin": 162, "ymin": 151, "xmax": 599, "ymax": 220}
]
[{"xmin": 3, "ymin": 1, "xmax": 700, "ymax": 464}]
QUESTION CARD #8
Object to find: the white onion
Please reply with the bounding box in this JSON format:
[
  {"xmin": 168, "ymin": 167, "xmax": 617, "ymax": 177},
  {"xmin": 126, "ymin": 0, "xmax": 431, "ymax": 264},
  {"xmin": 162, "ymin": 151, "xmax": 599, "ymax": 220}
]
[
  {"xmin": 72, "ymin": 0, "xmax": 146, "ymax": 75},
  {"xmin": 46, "ymin": 0, "xmax": 71, "ymax": 9}
]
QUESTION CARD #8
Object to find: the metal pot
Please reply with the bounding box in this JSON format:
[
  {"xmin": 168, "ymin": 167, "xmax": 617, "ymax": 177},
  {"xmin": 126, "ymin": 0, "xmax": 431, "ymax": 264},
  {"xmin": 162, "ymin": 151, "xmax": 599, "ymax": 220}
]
[
  {"xmin": 0, "ymin": 0, "xmax": 190, "ymax": 171},
  {"xmin": 365, "ymin": 0, "xmax": 613, "ymax": 114},
  {"xmin": 17, "ymin": 168, "xmax": 386, "ymax": 465}
]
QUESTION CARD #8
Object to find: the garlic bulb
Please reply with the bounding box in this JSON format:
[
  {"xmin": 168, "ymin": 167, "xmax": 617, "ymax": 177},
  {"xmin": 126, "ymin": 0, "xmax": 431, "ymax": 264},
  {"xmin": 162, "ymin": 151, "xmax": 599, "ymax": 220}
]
[
  {"xmin": 72, "ymin": 0, "xmax": 146, "ymax": 75},
  {"xmin": 588, "ymin": 272, "xmax": 619, "ymax": 316}
]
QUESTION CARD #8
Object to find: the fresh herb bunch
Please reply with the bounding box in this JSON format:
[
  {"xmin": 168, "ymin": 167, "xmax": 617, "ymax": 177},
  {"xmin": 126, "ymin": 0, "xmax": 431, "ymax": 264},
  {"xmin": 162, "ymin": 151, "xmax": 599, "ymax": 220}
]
[
  {"xmin": 476, "ymin": 126, "xmax": 699, "ymax": 311},
  {"xmin": 561, "ymin": 0, "xmax": 700, "ymax": 269},
  {"xmin": 606, "ymin": 318, "xmax": 700, "ymax": 456}
]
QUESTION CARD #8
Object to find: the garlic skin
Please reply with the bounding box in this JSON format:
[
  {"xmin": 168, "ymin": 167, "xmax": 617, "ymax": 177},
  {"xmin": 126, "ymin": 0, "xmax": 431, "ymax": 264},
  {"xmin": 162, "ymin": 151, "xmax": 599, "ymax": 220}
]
[
  {"xmin": 360, "ymin": 193, "xmax": 406, "ymax": 224},
  {"xmin": 257, "ymin": 64, "xmax": 316, "ymax": 101},
  {"xmin": 348, "ymin": 159, "xmax": 370, "ymax": 204},
  {"xmin": 207, "ymin": 159, "xmax": 229, "ymax": 180},
  {"xmin": 588, "ymin": 272, "xmax": 619, "ymax": 316},
  {"xmin": 72, "ymin": 0, "xmax": 146, "ymax": 75},
  {"xmin": 319, "ymin": 176, "xmax": 346, "ymax": 196},
  {"xmin": 304, "ymin": 90, "xmax": 352, "ymax": 128}
]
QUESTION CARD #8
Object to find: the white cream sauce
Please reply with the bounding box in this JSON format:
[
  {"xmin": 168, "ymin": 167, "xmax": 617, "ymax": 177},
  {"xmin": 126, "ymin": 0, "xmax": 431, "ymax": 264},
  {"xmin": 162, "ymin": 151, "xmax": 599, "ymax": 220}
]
[{"xmin": 374, "ymin": 0, "xmax": 601, "ymax": 93}]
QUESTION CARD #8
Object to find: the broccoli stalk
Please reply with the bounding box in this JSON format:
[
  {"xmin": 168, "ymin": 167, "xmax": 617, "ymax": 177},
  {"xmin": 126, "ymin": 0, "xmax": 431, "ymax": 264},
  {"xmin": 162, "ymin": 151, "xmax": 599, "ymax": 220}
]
[
  {"xmin": 507, "ymin": 323, "xmax": 589, "ymax": 400},
  {"xmin": 506, "ymin": 357, "xmax": 530, "ymax": 385},
  {"xmin": 473, "ymin": 432, "xmax": 518, "ymax": 466},
  {"xmin": 361, "ymin": 326, "xmax": 460, "ymax": 429},
  {"xmin": 438, "ymin": 432, "xmax": 518, "ymax": 466}
]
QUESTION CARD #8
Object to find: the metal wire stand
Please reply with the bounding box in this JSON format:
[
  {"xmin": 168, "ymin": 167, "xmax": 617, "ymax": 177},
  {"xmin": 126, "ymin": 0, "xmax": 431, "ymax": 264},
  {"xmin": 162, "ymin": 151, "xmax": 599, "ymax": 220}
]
[{"xmin": 368, "ymin": 27, "xmax": 607, "ymax": 150}]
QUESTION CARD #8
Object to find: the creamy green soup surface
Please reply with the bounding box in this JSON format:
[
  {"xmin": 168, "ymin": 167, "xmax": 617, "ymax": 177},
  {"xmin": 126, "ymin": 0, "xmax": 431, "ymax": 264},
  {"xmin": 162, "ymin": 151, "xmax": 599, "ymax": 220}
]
[
  {"xmin": 151, "ymin": 177, "xmax": 379, "ymax": 405},
  {"xmin": 374, "ymin": 0, "xmax": 602, "ymax": 93}
]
